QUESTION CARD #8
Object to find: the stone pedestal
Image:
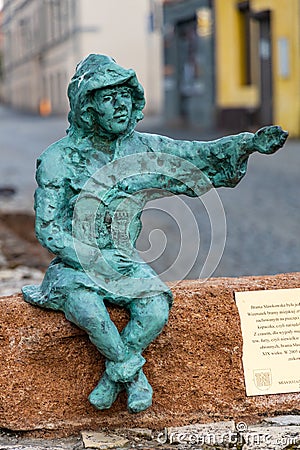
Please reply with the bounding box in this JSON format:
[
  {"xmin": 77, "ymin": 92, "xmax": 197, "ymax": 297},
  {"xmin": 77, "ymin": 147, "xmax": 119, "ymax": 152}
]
[{"xmin": 1, "ymin": 273, "xmax": 300, "ymax": 434}]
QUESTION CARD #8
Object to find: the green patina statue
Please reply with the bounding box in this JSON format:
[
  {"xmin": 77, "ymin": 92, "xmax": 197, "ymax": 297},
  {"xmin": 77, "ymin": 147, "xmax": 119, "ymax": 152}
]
[{"xmin": 22, "ymin": 54, "xmax": 288, "ymax": 413}]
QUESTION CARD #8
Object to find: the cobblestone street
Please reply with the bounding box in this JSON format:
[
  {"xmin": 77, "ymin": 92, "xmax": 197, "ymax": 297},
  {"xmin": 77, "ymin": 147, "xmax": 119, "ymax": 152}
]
[{"xmin": 0, "ymin": 104, "xmax": 299, "ymax": 285}]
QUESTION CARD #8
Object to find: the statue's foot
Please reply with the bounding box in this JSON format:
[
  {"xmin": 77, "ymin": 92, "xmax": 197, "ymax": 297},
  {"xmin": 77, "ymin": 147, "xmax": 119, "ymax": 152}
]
[
  {"xmin": 126, "ymin": 370, "xmax": 153, "ymax": 413},
  {"xmin": 88, "ymin": 372, "xmax": 122, "ymax": 410},
  {"xmin": 106, "ymin": 353, "xmax": 146, "ymax": 383}
]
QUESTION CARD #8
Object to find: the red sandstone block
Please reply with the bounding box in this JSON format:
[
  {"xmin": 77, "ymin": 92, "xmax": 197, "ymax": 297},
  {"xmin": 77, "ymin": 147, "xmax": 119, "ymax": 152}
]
[{"xmin": 0, "ymin": 273, "xmax": 300, "ymax": 434}]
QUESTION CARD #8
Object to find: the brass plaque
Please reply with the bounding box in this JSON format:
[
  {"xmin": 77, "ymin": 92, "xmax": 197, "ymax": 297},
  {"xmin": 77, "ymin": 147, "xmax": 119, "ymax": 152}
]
[{"xmin": 235, "ymin": 288, "xmax": 300, "ymax": 396}]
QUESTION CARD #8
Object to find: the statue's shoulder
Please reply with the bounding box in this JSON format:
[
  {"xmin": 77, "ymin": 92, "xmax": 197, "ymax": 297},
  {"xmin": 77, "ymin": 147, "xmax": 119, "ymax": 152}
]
[
  {"xmin": 133, "ymin": 131, "xmax": 173, "ymax": 150},
  {"xmin": 36, "ymin": 136, "xmax": 71, "ymax": 183}
]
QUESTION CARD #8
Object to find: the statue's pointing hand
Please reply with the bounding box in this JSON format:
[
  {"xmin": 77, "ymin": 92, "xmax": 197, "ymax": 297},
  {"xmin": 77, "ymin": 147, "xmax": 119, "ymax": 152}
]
[{"xmin": 253, "ymin": 125, "xmax": 288, "ymax": 154}]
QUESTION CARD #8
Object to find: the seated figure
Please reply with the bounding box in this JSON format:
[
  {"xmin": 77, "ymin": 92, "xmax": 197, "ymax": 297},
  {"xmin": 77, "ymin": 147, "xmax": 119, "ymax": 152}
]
[{"xmin": 22, "ymin": 54, "xmax": 288, "ymax": 413}]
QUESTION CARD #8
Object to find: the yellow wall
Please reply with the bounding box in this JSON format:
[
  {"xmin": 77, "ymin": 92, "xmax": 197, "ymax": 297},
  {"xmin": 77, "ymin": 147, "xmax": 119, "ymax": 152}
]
[
  {"xmin": 215, "ymin": 0, "xmax": 259, "ymax": 109},
  {"xmin": 215, "ymin": 0, "xmax": 300, "ymax": 136}
]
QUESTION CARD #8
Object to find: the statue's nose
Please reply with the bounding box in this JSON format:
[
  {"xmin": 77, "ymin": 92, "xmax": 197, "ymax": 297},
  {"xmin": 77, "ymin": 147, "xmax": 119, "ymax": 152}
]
[{"xmin": 114, "ymin": 94, "xmax": 126, "ymax": 107}]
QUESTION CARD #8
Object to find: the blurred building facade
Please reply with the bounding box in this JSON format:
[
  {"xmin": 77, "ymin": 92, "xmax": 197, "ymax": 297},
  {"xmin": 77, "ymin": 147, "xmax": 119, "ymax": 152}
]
[
  {"xmin": 2, "ymin": 0, "xmax": 299, "ymax": 136},
  {"xmin": 215, "ymin": 0, "xmax": 300, "ymax": 137},
  {"xmin": 1, "ymin": 0, "xmax": 216, "ymax": 129},
  {"xmin": 1, "ymin": 0, "xmax": 163, "ymax": 115}
]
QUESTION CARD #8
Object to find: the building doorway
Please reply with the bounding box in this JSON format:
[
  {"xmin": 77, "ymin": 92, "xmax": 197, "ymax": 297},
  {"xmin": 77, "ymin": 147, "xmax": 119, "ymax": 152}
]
[{"xmin": 163, "ymin": 0, "xmax": 214, "ymax": 130}]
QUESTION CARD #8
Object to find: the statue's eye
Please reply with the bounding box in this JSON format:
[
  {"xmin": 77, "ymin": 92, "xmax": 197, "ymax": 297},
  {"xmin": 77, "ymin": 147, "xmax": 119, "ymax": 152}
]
[{"xmin": 103, "ymin": 96, "xmax": 112, "ymax": 102}]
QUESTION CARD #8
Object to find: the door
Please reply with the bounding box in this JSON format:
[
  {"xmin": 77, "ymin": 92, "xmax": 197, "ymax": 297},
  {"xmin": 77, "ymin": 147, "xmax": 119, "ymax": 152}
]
[
  {"xmin": 163, "ymin": 0, "xmax": 214, "ymax": 129},
  {"xmin": 176, "ymin": 16, "xmax": 199, "ymax": 120}
]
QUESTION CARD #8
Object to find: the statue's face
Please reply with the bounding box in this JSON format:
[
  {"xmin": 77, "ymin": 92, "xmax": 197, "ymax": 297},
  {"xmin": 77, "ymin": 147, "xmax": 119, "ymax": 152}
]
[{"xmin": 93, "ymin": 86, "xmax": 133, "ymax": 135}]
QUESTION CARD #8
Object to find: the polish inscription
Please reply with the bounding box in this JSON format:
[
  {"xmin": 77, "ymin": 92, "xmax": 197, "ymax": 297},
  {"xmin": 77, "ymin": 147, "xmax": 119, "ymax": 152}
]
[{"xmin": 235, "ymin": 288, "xmax": 300, "ymax": 396}]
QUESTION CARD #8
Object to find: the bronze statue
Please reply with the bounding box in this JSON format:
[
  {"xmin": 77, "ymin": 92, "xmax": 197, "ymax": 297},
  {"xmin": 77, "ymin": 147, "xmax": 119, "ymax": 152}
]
[{"xmin": 22, "ymin": 54, "xmax": 288, "ymax": 413}]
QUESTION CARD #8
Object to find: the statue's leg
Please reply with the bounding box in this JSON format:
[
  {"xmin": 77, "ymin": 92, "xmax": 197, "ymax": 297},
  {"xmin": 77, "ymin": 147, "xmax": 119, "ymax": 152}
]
[
  {"xmin": 63, "ymin": 288, "xmax": 126, "ymax": 409},
  {"xmin": 64, "ymin": 288, "xmax": 126, "ymax": 361},
  {"xmin": 121, "ymin": 293, "xmax": 170, "ymax": 353},
  {"xmin": 105, "ymin": 292, "xmax": 170, "ymax": 412}
]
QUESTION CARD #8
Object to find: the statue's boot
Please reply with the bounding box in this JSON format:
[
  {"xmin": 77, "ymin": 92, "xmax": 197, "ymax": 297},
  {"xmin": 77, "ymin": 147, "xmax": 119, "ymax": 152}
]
[
  {"xmin": 88, "ymin": 372, "xmax": 123, "ymax": 410},
  {"xmin": 105, "ymin": 353, "xmax": 146, "ymax": 383},
  {"xmin": 89, "ymin": 353, "xmax": 146, "ymax": 409},
  {"xmin": 126, "ymin": 369, "xmax": 153, "ymax": 413}
]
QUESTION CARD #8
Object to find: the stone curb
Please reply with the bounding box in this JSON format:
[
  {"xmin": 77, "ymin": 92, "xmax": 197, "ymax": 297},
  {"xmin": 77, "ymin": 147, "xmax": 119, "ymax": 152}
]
[{"xmin": 0, "ymin": 416, "xmax": 300, "ymax": 449}]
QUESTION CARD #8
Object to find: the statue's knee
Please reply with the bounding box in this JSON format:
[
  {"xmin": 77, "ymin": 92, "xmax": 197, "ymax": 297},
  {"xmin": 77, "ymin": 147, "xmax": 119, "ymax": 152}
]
[
  {"xmin": 64, "ymin": 303, "xmax": 94, "ymax": 329},
  {"xmin": 147, "ymin": 295, "xmax": 170, "ymax": 331},
  {"xmin": 64, "ymin": 293, "xmax": 103, "ymax": 329}
]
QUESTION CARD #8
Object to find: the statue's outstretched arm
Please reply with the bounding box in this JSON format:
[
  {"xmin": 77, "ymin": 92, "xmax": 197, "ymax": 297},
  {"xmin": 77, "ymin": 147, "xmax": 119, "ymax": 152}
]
[{"xmin": 156, "ymin": 125, "xmax": 288, "ymax": 190}]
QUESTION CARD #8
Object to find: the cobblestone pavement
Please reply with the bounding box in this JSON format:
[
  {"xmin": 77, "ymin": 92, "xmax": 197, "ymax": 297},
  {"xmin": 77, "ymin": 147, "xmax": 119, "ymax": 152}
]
[
  {"xmin": 0, "ymin": 103, "xmax": 299, "ymax": 282},
  {"xmin": 1, "ymin": 417, "xmax": 300, "ymax": 449}
]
